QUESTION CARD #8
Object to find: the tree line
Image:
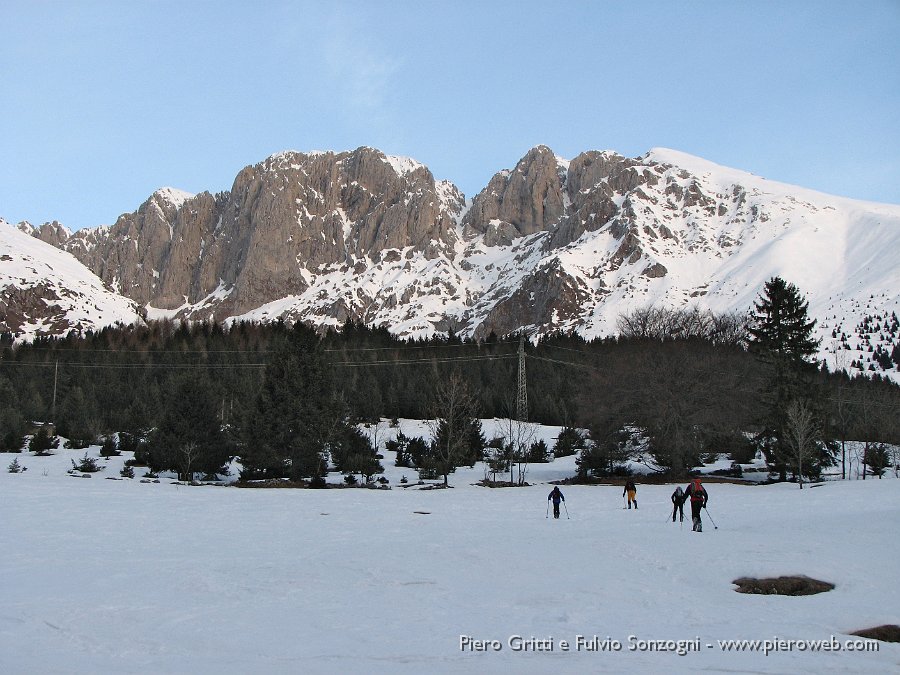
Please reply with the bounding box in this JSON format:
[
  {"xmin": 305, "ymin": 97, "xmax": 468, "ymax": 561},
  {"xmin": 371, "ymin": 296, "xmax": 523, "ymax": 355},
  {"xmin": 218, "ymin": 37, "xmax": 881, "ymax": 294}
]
[{"xmin": 1, "ymin": 277, "xmax": 898, "ymax": 483}]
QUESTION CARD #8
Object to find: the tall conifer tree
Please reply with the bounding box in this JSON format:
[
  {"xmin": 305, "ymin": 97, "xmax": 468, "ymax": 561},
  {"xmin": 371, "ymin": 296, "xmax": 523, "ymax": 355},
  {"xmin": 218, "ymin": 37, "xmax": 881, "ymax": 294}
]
[
  {"xmin": 242, "ymin": 322, "xmax": 345, "ymax": 481},
  {"xmin": 748, "ymin": 277, "xmax": 821, "ymax": 480},
  {"xmin": 150, "ymin": 374, "xmax": 230, "ymax": 481}
]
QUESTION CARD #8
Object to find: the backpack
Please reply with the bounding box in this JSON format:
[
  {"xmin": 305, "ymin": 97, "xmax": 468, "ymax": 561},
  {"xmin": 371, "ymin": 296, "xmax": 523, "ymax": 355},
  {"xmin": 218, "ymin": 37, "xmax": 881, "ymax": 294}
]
[{"xmin": 690, "ymin": 481, "xmax": 704, "ymax": 502}]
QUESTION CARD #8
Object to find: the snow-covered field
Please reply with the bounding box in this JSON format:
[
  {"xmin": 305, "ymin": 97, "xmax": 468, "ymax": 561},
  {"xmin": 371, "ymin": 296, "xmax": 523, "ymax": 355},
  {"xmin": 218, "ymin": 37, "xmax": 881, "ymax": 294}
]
[{"xmin": 2, "ymin": 423, "xmax": 898, "ymax": 674}]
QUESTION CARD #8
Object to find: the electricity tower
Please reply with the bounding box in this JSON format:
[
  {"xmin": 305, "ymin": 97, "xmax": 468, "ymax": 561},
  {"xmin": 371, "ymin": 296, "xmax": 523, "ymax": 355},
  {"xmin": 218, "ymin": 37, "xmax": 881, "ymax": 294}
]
[{"xmin": 517, "ymin": 333, "xmax": 528, "ymax": 422}]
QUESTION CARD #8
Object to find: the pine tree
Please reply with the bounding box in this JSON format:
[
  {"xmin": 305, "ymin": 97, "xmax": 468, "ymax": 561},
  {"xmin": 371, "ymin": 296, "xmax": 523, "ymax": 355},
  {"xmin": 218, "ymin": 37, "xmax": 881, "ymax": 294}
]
[
  {"xmin": 100, "ymin": 435, "xmax": 120, "ymax": 457},
  {"xmin": 553, "ymin": 426, "xmax": 585, "ymax": 458},
  {"xmin": 387, "ymin": 431, "xmax": 411, "ymax": 467},
  {"xmin": 57, "ymin": 385, "xmax": 96, "ymax": 448},
  {"xmin": 242, "ymin": 323, "xmax": 345, "ymax": 481},
  {"xmin": 577, "ymin": 429, "xmax": 632, "ymax": 478},
  {"xmin": 29, "ymin": 426, "xmax": 60, "ymax": 456},
  {"xmin": 748, "ymin": 277, "xmax": 820, "ymax": 364},
  {"xmin": 0, "ymin": 376, "xmax": 26, "ymax": 452},
  {"xmin": 149, "ymin": 375, "xmax": 230, "ymax": 481},
  {"xmin": 528, "ymin": 439, "xmax": 550, "ymax": 463},
  {"xmin": 747, "ymin": 277, "xmax": 822, "ymax": 480},
  {"xmin": 330, "ymin": 425, "xmax": 382, "ymax": 482},
  {"xmin": 0, "ymin": 409, "xmax": 26, "ymax": 452}
]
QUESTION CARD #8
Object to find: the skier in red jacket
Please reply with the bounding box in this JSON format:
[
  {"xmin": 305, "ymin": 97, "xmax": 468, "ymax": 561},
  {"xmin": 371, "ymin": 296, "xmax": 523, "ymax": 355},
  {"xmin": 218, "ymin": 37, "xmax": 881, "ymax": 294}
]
[{"xmin": 684, "ymin": 478, "xmax": 708, "ymax": 532}]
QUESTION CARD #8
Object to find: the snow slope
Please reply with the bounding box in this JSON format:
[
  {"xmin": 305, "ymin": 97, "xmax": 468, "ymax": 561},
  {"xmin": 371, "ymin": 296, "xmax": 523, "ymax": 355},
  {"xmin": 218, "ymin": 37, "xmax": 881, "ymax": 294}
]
[
  {"xmin": 542, "ymin": 149, "xmax": 900, "ymax": 375},
  {"xmin": 2, "ymin": 430, "xmax": 897, "ymax": 674},
  {"xmin": 0, "ymin": 220, "xmax": 143, "ymax": 340}
]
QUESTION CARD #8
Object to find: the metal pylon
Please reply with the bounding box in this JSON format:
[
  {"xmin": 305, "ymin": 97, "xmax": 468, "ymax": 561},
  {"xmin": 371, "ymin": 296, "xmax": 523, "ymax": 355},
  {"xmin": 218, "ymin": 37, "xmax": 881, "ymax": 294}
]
[{"xmin": 517, "ymin": 334, "xmax": 527, "ymax": 422}]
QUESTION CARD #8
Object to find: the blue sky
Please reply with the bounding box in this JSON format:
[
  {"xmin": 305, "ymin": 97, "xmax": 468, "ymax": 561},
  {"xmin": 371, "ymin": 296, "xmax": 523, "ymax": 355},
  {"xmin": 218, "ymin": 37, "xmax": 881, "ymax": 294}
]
[{"xmin": 2, "ymin": 0, "xmax": 898, "ymax": 231}]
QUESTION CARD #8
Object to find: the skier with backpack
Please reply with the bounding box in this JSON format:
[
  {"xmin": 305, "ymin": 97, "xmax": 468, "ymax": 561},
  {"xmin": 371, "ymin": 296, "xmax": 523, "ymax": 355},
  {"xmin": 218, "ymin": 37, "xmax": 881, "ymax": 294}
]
[
  {"xmin": 671, "ymin": 485, "xmax": 686, "ymax": 522},
  {"xmin": 548, "ymin": 486, "xmax": 565, "ymax": 519},
  {"xmin": 684, "ymin": 478, "xmax": 708, "ymax": 531},
  {"xmin": 623, "ymin": 479, "xmax": 637, "ymax": 509}
]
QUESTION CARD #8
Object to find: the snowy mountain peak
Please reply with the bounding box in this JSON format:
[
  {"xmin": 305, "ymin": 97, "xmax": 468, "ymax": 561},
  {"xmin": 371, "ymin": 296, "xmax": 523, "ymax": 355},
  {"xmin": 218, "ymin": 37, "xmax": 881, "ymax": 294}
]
[
  {"xmin": 4, "ymin": 146, "xmax": 899, "ymax": 380},
  {"xmin": 151, "ymin": 187, "xmax": 196, "ymax": 208},
  {"xmin": 644, "ymin": 147, "xmax": 737, "ymax": 175},
  {"xmin": 383, "ymin": 153, "xmax": 425, "ymax": 176}
]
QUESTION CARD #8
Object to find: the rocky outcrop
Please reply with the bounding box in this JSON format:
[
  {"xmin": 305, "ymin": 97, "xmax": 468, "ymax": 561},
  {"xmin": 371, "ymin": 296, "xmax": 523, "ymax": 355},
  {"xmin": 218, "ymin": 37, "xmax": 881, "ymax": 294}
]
[
  {"xmin": 21, "ymin": 221, "xmax": 71, "ymax": 248},
  {"xmin": 471, "ymin": 260, "xmax": 594, "ymax": 339},
  {"xmin": 462, "ymin": 145, "xmax": 567, "ymax": 240},
  {"xmin": 57, "ymin": 148, "xmax": 465, "ymax": 318},
  {"xmin": 550, "ymin": 151, "xmax": 655, "ymax": 248},
  {"xmin": 0, "ymin": 282, "xmax": 71, "ymax": 335},
  {"xmin": 461, "ymin": 147, "xmax": 658, "ymax": 251}
]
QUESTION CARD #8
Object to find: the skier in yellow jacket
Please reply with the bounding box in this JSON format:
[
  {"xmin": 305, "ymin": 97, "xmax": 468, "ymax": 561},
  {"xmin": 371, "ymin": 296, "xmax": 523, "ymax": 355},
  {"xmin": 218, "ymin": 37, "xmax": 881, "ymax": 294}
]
[{"xmin": 623, "ymin": 479, "xmax": 637, "ymax": 509}]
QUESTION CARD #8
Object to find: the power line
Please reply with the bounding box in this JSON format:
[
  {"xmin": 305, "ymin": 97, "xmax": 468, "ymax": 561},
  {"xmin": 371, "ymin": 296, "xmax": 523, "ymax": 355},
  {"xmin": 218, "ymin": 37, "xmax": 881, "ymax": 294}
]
[
  {"xmin": 3, "ymin": 344, "xmax": 899, "ymax": 407},
  {"xmin": 11, "ymin": 340, "xmax": 519, "ymax": 356},
  {"xmin": 527, "ymin": 353, "xmax": 604, "ymax": 374},
  {"xmin": 322, "ymin": 341, "xmax": 518, "ymax": 353},
  {"xmin": 540, "ymin": 343, "xmax": 596, "ymax": 356},
  {"xmin": 526, "ymin": 353, "xmax": 900, "ymax": 410},
  {"xmin": 2, "ymin": 351, "xmax": 896, "ymax": 410},
  {"xmin": 331, "ymin": 354, "xmax": 518, "ymax": 367},
  {"xmin": 0, "ymin": 352, "xmax": 518, "ymax": 370},
  {"xmin": 17, "ymin": 349, "xmax": 235, "ymax": 355},
  {"xmin": 0, "ymin": 361, "xmax": 268, "ymax": 370}
]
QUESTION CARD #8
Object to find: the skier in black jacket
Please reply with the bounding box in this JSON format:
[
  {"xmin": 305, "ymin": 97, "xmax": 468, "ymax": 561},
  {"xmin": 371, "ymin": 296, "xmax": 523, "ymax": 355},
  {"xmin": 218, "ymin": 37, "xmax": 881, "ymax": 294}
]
[
  {"xmin": 671, "ymin": 485, "xmax": 686, "ymax": 522},
  {"xmin": 548, "ymin": 486, "xmax": 565, "ymax": 519}
]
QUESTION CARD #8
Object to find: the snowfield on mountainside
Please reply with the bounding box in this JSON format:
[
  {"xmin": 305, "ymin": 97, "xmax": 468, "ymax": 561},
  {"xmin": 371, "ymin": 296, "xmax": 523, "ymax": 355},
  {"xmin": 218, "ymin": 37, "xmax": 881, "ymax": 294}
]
[
  {"xmin": 0, "ymin": 222, "xmax": 142, "ymax": 340},
  {"xmin": 2, "ymin": 420, "xmax": 898, "ymax": 674}
]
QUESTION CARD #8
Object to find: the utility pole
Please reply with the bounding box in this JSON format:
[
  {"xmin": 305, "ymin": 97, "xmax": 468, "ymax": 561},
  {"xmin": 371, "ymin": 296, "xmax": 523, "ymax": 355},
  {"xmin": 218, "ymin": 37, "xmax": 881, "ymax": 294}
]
[
  {"xmin": 51, "ymin": 359, "xmax": 59, "ymax": 422},
  {"xmin": 517, "ymin": 334, "xmax": 527, "ymax": 422}
]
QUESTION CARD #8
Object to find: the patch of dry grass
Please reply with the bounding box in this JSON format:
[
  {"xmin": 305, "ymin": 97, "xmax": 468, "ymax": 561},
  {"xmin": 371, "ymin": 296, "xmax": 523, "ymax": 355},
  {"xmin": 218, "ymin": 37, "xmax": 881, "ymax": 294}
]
[{"xmin": 732, "ymin": 575, "xmax": 834, "ymax": 596}]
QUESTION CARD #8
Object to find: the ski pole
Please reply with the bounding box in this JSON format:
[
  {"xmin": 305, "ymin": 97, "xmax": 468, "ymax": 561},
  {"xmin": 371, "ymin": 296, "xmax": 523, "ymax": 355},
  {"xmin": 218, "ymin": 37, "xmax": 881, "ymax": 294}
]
[
  {"xmin": 704, "ymin": 506, "xmax": 718, "ymax": 530},
  {"xmin": 563, "ymin": 501, "xmax": 570, "ymax": 519},
  {"xmin": 546, "ymin": 501, "xmax": 549, "ymax": 519}
]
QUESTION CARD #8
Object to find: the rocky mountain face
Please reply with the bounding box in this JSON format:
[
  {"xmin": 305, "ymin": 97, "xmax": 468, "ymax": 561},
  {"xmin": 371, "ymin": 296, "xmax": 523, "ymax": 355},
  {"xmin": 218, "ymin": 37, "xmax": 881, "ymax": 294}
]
[
  {"xmin": 6, "ymin": 145, "xmax": 900, "ymax": 378},
  {"xmin": 28, "ymin": 149, "xmax": 464, "ymax": 320},
  {"xmin": 0, "ymin": 222, "xmax": 141, "ymax": 341}
]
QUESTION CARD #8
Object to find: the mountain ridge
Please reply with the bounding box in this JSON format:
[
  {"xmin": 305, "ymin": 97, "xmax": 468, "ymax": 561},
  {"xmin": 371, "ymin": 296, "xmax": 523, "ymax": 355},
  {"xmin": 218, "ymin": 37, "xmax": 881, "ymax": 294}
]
[{"xmin": 4, "ymin": 145, "xmax": 899, "ymax": 380}]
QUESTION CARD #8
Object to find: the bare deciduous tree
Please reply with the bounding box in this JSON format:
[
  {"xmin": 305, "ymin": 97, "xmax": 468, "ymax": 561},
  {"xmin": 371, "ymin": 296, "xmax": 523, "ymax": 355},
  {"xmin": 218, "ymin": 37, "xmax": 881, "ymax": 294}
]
[
  {"xmin": 830, "ymin": 344, "xmax": 853, "ymax": 480},
  {"xmin": 178, "ymin": 441, "xmax": 199, "ymax": 482},
  {"xmin": 498, "ymin": 416, "xmax": 538, "ymax": 486},
  {"xmin": 617, "ymin": 306, "xmax": 747, "ymax": 346},
  {"xmin": 425, "ymin": 372, "xmax": 479, "ymax": 487},
  {"xmin": 785, "ymin": 399, "xmax": 820, "ymax": 488}
]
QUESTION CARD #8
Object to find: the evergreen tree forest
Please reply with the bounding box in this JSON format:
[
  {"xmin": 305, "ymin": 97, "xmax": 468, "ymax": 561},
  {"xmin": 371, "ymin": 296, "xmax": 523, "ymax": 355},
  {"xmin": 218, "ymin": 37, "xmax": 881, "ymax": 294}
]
[{"xmin": 0, "ymin": 296, "xmax": 898, "ymax": 481}]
